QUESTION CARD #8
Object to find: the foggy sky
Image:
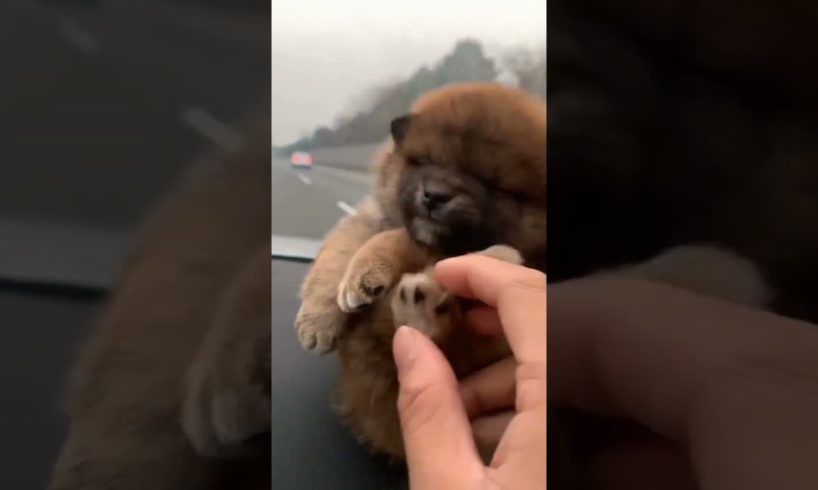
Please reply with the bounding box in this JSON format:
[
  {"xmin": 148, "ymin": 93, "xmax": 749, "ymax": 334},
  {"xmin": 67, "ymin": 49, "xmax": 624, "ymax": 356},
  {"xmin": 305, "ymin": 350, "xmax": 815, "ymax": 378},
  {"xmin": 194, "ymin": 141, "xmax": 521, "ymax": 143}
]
[{"xmin": 271, "ymin": 0, "xmax": 546, "ymax": 146}]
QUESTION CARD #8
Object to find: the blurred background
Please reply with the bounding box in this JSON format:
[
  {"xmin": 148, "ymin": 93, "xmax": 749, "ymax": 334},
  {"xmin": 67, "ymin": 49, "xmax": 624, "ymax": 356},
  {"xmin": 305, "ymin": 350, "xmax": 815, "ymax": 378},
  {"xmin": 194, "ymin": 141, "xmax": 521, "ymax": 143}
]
[
  {"xmin": 1, "ymin": 0, "xmax": 268, "ymax": 290},
  {"xmin": 270, "ymin": 0, "xmax": 546, "ymax": 258},
  {"xmin": 0, "ymin": 0, "xmax": 268, "ymax": 486}
]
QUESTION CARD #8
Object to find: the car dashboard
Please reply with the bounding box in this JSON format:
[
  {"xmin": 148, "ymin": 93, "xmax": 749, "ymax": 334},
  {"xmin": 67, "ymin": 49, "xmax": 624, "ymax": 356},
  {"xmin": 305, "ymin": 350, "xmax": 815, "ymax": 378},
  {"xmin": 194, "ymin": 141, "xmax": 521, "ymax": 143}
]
[{"xmin": 271, "ymin": 255, "xmax": 409, "ymax": 489}]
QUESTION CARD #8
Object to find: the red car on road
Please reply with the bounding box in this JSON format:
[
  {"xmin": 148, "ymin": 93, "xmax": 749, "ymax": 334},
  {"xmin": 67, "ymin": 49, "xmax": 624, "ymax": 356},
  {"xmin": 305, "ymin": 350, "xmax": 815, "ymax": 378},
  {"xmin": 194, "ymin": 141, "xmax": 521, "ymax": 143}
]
[{"xmin": 290, "ymin": 152, "xmax": 313, "ymax": 169}]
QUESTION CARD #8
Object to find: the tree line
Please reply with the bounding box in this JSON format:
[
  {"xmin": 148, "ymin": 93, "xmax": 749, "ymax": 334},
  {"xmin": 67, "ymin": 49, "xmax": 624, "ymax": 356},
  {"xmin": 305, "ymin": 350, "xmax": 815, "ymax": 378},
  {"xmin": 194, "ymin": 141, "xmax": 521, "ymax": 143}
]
[{"xmin": 279, "ymin": 39, "xmax": 545, "ymax": 153}]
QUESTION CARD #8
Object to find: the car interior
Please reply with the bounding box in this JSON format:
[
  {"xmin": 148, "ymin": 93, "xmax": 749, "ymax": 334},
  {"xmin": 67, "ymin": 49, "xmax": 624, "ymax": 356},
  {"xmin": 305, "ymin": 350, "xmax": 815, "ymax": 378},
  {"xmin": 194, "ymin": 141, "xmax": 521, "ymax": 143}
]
[{"xmin": 271, "ymin": 254, "xmax": 409, "ymax": 489}]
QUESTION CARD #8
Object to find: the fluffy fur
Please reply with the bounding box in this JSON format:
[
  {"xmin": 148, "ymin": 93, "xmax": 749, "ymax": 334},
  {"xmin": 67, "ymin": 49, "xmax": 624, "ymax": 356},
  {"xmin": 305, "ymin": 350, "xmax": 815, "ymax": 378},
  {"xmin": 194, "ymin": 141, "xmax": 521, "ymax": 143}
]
[
  {"xmin": 48, "ymin": 123, "xmax": 272, "ymax": 490},
  {"xmin": 377, "ymin": 83, "xmax": 548, "ymax": 263},
  {"xmin": 294, "ymin": 83, "xmax": 548, "ymax": 459},
  {"xmin": 334, "ymin": 240, "xmax": 523, "ymax": 460},
  {"xmin": 295, "ymin": 83, "xmax": 548, "ymax": 353}
]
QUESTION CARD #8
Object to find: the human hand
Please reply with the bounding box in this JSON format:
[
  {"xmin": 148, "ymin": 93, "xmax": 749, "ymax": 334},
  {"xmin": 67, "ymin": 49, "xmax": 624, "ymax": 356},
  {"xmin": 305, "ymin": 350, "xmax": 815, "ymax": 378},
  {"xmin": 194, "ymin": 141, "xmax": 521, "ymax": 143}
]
[
  {"xmin": 391, "ymin": 255, "xmax": 546, "ymax": 489},
  {"xmin": 545, "ymin": 275, "xmax": 818, "ymax": 490},
  {"xmin": 458, "ymin": 357, "xmax": 517, "ymax": 458}
]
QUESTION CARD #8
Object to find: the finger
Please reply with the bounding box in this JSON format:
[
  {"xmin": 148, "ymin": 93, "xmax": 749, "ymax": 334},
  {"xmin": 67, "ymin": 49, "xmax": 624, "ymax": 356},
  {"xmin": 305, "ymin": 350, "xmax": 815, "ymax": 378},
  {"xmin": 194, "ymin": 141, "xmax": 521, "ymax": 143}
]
[
  {"xmin": 393, "ymin": 326, "xmax": 484, "ymax": 486},
  {"xmin": 472, "ymin": 411, "xmax": 514, "ymax": 455},
  {"xmin": 548, "ymin": 275, "xmax": 818, "ymax": 439},
  {"xmin": 435, "ymin": 256, "xmax": 546, "ymax": 365},
  {"xmin": 489, "ymin": 408, "xmax": 548, "ymax": 482},
  {"xmin": 436, "ymin": 255, "xmax": 546, "ymax": 307},
  {"xmin": 459, "ymin": 357, "xmax": 516, "ymax": 418},
  {"xmin": 464, "ymin": 306, "xmax": 503, "ymax": 336}
]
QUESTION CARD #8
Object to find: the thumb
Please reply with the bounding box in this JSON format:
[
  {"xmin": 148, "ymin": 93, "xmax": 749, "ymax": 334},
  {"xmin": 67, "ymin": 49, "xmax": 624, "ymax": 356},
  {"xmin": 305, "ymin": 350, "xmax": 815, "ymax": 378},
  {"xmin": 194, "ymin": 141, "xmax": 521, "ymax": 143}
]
[{"xmin": 393, "ymin": 326, "xmax": 484, "ymax": 487}]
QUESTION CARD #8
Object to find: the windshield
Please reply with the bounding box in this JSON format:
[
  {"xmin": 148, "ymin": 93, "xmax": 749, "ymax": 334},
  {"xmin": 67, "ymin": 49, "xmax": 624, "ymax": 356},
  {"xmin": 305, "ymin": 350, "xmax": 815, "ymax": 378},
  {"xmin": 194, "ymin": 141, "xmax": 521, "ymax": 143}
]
[{"xmin": 271, "ymin": 0, "xmax": 546, "ymax": 260}]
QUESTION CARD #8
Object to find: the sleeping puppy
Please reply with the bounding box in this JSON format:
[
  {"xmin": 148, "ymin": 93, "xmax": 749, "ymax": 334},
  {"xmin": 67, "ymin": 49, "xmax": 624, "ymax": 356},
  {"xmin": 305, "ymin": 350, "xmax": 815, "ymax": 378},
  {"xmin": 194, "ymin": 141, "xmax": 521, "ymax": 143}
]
[
  {"xmin": 293, "ymin": 82, "xmax": 548, "ymax": 459},
  {"xmin": 295, "ymin": 82, "xmax": 548, "ymax": 355}
]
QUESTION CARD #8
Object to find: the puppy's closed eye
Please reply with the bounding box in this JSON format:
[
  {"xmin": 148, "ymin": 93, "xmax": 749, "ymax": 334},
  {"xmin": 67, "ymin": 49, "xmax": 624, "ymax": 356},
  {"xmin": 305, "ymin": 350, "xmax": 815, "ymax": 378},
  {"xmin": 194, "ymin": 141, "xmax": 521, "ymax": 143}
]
[
  {"xmin": 474, "ymin": 175, "xmax": 526, "ymax": 201},
  {"xmin": 408, "ymin": 156, "xmax": 432, "ymax": 166}
]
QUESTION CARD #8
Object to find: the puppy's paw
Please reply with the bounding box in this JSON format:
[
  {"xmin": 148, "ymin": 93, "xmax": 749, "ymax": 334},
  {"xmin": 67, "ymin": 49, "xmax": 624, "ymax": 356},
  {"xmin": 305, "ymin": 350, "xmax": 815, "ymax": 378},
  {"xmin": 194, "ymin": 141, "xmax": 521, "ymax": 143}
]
[
  {"xmin": 391, "ymin": 270, "xmax": 458, "ymax": 341},
  {"xmin": 476, "ymin": 244, "xmax": 524, "ymax": 265},
  {"xmin": 294, "ymin": 302, "xmax": 346, "ymax": 353},
  {"xmin": 337, "ymin": 261, "xmax": 395, "ymax": 313},
  {"xmin": 182, "ymin": 348, "xmax": 271, "ymax": 459}
]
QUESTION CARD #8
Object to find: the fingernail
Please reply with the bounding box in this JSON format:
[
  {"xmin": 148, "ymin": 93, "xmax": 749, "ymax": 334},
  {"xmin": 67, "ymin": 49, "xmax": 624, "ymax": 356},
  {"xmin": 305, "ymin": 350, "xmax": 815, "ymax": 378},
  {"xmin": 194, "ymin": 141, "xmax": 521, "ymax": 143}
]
[
  {"xmin": 436, "ymin": 256, "xmax": 458, "ymax": 267},
  {"xmin": 393, "ymin": 326, "xmax": 417, "ymax": 373}
]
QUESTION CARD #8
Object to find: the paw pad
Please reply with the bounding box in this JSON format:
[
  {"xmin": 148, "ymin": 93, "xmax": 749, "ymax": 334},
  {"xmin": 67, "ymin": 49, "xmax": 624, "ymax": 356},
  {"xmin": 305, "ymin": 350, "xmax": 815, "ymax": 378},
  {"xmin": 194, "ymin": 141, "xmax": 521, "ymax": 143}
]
[
  {"xmin": 391, "ymin": 272, "xmax": 457, "ymax": 339},
  {"xmin": 364, "ymin": 284, "xmax": 385, "ymax": 296},
  {"xmin": 434, "ymin": 302, "xmax": 450, "ymax": 316}
]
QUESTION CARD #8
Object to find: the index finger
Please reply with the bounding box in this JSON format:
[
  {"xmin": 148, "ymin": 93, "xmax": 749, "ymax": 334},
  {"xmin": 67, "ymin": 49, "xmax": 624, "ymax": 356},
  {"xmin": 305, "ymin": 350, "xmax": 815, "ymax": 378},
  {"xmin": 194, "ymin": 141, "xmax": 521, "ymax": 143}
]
[{"xmin": 435, "ymin": 255, "xmax": 546, "ymax": 365}]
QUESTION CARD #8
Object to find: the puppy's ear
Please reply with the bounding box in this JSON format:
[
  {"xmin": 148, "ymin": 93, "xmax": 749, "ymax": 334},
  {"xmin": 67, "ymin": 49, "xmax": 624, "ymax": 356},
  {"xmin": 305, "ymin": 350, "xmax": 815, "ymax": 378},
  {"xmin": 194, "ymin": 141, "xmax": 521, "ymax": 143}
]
[{"xmin": 390, "ymin": 114, "xmax": 412, "ymax": 145}]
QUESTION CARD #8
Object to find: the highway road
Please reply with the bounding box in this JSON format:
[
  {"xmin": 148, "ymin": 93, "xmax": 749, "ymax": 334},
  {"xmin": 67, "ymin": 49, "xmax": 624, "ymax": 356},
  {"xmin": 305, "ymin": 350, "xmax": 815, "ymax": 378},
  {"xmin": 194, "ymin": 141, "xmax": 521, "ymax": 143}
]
[{"xmin": 271, "ymin": 157, "xmax": 372, "ymax": 243}]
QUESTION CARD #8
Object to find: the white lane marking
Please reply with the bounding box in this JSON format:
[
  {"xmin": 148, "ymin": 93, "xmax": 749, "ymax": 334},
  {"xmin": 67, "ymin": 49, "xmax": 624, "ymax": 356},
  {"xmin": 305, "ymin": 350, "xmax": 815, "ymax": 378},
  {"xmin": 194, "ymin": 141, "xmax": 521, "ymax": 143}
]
[
  {"xmin": 181, "ymin": 108, "xmax": 245, "ymax": 152},
  {"xmin": 297, "ymin": 173, "xmax": 312, "ymax": 185},
  {"xmin": 337, "ymin": 201, "xmax": 357, "ymax": 216},
  {"xmin": 270, "ymin": 234, "xmax": 321, "ymax": 261},
  {"xmin": 59, "ymin": 19, "xmax": 100, "ymax": 54}
]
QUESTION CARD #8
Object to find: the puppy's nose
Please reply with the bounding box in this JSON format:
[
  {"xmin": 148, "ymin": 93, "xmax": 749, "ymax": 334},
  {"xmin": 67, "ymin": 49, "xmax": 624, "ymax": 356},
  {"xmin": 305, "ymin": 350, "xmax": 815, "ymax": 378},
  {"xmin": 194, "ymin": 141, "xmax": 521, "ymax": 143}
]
[{"xmin": 422, "ymin": 189, "xmax": 453, "ymax": 211}]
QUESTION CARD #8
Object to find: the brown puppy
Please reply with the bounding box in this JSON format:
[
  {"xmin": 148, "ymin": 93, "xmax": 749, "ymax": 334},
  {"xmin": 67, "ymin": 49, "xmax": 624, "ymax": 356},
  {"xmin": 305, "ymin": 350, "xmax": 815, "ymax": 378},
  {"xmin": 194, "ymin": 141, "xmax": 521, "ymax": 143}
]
[
  {"xmin": 295, "ymin": 82, "xmax": 548, "ymax": 355},
  {"xmin": 294, "ymin": 83, "xmax": 548, "ymax": 459}
]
